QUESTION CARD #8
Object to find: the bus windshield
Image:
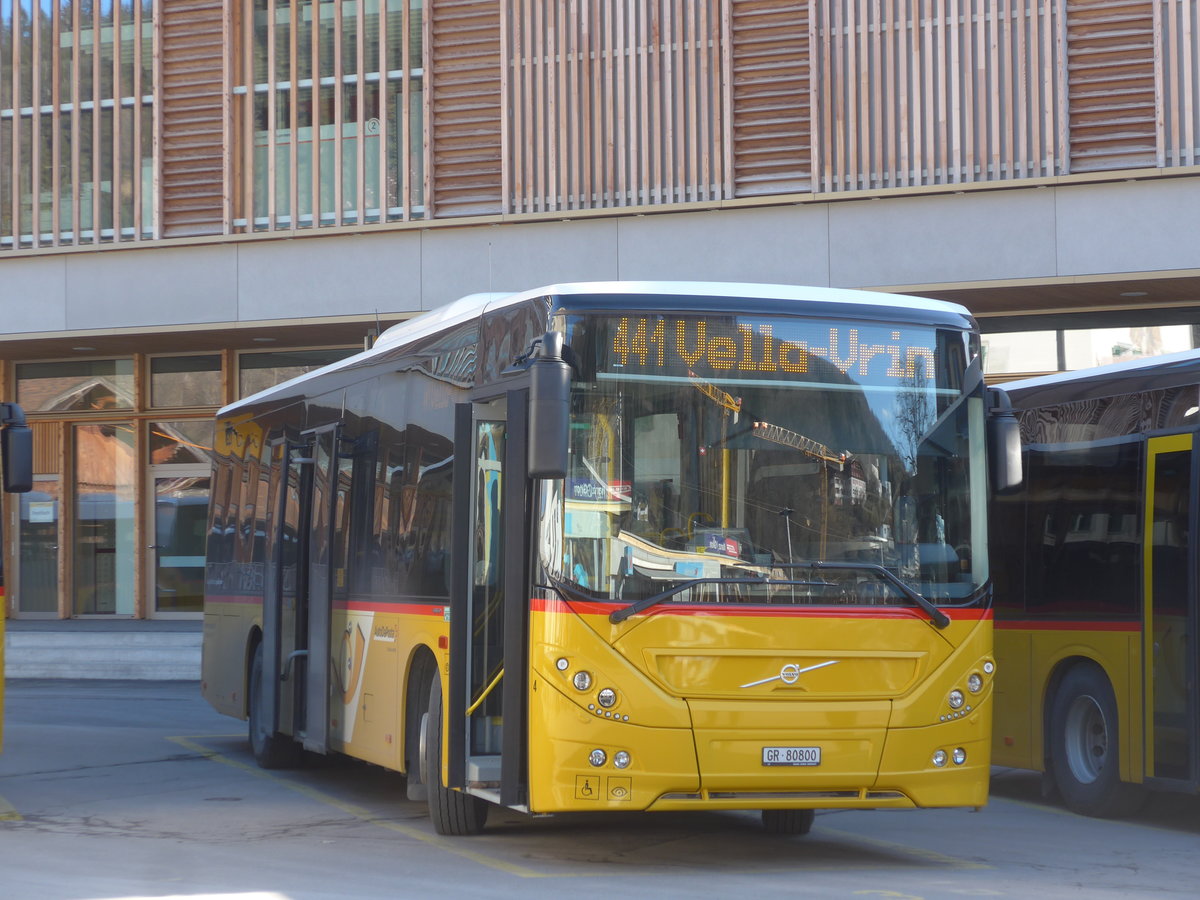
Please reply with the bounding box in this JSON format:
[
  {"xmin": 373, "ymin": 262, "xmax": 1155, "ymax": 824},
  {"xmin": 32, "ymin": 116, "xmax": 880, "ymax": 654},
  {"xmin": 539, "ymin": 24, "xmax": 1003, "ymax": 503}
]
[{"xmin": 554, "ymin": 311, "xmax": 989, "ymax": 608}]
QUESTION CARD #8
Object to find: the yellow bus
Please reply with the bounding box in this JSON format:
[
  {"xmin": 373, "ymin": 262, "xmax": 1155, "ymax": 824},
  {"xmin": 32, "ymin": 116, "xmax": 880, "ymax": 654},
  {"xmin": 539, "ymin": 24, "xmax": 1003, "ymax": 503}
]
[
  {"xmin": 992, "ymin": 349, "xmax": 1200, "ymax": 815},
  {"xmin": 201, "ymin": 282, "xmax": 1019, "ymax": 835},
  {"xmin": 0, "ymin": 402, "xmax": 35, "ymax": 752}
]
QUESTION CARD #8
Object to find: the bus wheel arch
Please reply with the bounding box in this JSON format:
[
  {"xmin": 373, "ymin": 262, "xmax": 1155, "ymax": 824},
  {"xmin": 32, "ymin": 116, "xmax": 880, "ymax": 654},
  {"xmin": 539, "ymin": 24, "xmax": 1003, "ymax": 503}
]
[{"xmin": 1046, "ymin": 660, "xmax": 1142, "ymax": 817}]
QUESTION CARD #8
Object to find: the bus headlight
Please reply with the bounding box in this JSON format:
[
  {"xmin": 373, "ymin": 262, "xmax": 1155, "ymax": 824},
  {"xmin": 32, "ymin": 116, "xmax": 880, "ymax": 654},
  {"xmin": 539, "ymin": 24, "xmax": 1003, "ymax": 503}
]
[
  {"xmin": 613, "ymin": 751, "xmax": 631, "ymax": 769},
  {"xmin": 932, "ymin": 749, "xmax": 948, "ymax": 767},
  {"xmin": 597, "ymin": 688, "xmax": 617, "ymax": 708},
  {"xmin": 589, "ymin": 749, "xmax": 607, "ymax": 767},
  {"xmin": 948, "ymin": 689, "xmax": 965, "ymax": 709},
  {"xmin": 573, "ymin": 670, "xmax": 593, "ymax": 691},
  {"xmin": 967, "ymin": 673, "xmax": 983, "ymax": 693},
  {"xmin": 952, "ymin": 748, "xmax": 967, "ymax": 765}
]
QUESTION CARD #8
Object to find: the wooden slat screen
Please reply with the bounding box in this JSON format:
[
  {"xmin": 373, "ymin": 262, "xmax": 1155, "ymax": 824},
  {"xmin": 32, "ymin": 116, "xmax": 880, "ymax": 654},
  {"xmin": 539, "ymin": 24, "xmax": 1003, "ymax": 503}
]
[
  {"xmin": 428, "ymin": 0, "xmax": 503, "ymax": 217},
  {"xmin": 1158, "ymin": 0, "xmax": 1196, "ymax": 167},
  {"xmin": 31, "ymin": 422, "xmax": 61, "ymax": 477},
  {"xmin": 158, "ymin": 0, "xmax": 226, "ymax": 237},
  {"xmin": 1066, "ymin": 1, "xmax": 1159, "ymax": 172},
  {"xmin": 814, "ymin": 0, "xmax": 1068, "ymax": 191},
  {"xmin": 730, "ymin": 0, "xmax": 813, "ymax": 197},
  {"xmin": 505, "ymin": 0, "xmax": 727, "ymax": 214},
  {"xmin": 2, "ymin": 1, "xmax": 154, "ymax": 250}
]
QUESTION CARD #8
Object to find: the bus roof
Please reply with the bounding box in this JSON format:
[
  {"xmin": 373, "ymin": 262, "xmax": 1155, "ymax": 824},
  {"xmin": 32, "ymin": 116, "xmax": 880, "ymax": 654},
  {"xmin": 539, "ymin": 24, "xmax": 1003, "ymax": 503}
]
[
  {"xmin": 999, "ymin": 346, "xmax": 1200, "ymax": 410},
  {"xmin": 224, "ymin": 282, "xmax": 971, "ymax": 417}
]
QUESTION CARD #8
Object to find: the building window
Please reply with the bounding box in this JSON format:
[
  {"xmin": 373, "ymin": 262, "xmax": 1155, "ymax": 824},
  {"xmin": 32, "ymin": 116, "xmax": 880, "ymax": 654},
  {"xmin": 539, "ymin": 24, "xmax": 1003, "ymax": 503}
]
[
  {"xmin": 1, "ymin": 1, "xmax": 155, "ymax": 250},
  {"xmin": 150, "ymin": 355, "xmax": 223, "ymax": 408},
  {"xmin": 238, "ymin": 347, "xmax": 356, "ymax": 397},
  {"xmin": 983, "ymin": 324, "xmax": 1199, "ymax": 378},
  {"xmin": 74, "ymin": 422, "xmax": 137, "ymax": 615},
  {"xmin": 234, "ymin": 0, "xmax": 425, "ymax": 231},
  {"xmin": 150, "ymin": 420, "xmax": 216, "ymax": 465},
  {"xmin": 17, "ymin": 359, "xmax": 136, "ymax": 412}
]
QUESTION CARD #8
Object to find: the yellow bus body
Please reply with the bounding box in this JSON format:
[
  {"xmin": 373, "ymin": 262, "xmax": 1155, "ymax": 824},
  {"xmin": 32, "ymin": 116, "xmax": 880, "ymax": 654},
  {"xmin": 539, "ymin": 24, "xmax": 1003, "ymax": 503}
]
[
  {"xmin": 993, "ymin": 624, "xmax": 1141, "ymax": 783},
  {"xmin": 205, "ymin": 595, "xmax": 995, "ymax": 812}
]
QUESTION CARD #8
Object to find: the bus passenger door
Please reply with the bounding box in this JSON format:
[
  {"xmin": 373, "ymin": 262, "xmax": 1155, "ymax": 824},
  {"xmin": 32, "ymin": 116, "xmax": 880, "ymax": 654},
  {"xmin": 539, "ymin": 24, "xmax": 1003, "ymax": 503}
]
[
  {"xmin": 449, "ymin": 394, "xmax": 530, "ymax": 805},
  {"xmin": 1143, "ymin": 434, "xmax": 1197, "ymax": 786}
]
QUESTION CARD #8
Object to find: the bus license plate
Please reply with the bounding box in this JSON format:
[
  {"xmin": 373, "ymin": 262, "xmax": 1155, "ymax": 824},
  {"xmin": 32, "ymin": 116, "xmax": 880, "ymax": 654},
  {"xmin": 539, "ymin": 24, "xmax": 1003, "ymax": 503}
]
[{"xmin": 762, "ymin": 746, "xmax": 821, "ymax": 767}]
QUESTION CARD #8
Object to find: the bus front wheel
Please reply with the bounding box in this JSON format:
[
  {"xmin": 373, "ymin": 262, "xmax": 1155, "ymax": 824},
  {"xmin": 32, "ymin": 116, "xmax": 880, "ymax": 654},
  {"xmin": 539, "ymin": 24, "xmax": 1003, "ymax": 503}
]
[
  {"xmin": 761, "ymin": 808, "xmax": 815, "ymax": 835},
  {"xmin": 423, "ymin": 678, "xmax": 489, "ymax": 835},
  {"xmin": 248, "ymin": 643, "xmax": 300, "ymax": 769},
  {"xmin": 1048, "ymin": 664, "xmax": 1142, "ymax": 817}
]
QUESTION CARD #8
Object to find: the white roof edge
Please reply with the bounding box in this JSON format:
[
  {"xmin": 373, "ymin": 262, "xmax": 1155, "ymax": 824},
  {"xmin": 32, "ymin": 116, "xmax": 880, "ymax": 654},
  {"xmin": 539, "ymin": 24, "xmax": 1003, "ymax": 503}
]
[
  {"xmin": 222, "ymin": 282, "xmax": 971, "ymax": 417},
  {"xmin": 999, "ymin": 345, "xmax": 1200, "ymax": 395}
]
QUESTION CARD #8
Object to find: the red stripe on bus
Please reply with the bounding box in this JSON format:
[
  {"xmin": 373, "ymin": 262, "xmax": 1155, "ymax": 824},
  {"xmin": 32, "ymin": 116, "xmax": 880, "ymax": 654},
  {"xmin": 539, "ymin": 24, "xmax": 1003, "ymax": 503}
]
[
  {"xmin": 995, "ymin": 619, "xmax": 1140, "ymax": 632},
  {"xmin": 531, "ymin": 595, "xmax": 992, "ymax": 621}
]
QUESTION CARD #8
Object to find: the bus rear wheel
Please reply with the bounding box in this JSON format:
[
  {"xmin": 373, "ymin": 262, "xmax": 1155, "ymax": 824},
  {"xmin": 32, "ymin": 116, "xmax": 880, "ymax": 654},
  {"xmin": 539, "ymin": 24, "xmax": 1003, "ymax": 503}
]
[
  {"xmin": 423, "ymin": 678, "xmax": 489, "ymax": 835},
  {"xmin": 248, "ymin": 643, "xmax": 300, "ymax": 769},
  {"xmin": 761, "ymin": 808, "xmax": 815, "ymax": 835},
  {"xmin": 1048, "ymin": 664, "xmax": 1143, "ymax": 817}
]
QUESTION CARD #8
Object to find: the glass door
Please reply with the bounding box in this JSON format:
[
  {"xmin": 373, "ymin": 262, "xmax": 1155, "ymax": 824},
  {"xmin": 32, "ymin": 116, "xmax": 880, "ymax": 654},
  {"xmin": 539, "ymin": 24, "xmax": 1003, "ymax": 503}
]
[
  {"xmin": 1143, "ymin": 434, "xmax": 1197, "ymax": 783},
  {"xmin": 16, "ymin": 476, "xmax": 61, "ymax": 616},
  {"xmin": 148, "ymin": 467, "xmax": 211, "ymax": 615},
  {"xmin": 74, "ymin": 423, "xmax": 136, "ymax": 616}
]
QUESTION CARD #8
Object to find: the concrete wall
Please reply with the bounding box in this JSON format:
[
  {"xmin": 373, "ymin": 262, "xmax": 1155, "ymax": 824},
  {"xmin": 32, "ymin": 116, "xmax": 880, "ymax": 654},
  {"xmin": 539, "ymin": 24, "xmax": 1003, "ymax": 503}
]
[{"xmin": 3, "ymin": 176, "xmax": 1199, "ymax": 332}]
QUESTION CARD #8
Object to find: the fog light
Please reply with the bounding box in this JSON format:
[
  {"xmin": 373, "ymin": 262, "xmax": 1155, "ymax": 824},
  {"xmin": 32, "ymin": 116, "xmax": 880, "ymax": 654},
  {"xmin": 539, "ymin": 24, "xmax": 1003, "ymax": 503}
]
[
  {"xmin": 614, "ymin": 751, "xmax": 631, "ymax": 769},
  {"xmin": 952, "ymin": 747, "xmax": 967, "ymax": 765},
  {"xmin": 556, "ymin": 657, "xmax": 570, "ymax": 671},
  {"xmin": 967, "ymin": 673, "xmax": 983, "ymax": 693},
  {"xmin": 932, "ymin": 749, "xmax": 948, "ymax": 767},
  {"xmin": 589, "ymin": 748, "xmax": 607, "ymax": 767},
  {"xmin": 948, "ymin": 689, "xmax": 965, "ymax": 709},
  {"xmin": 573, "ymin": 670, "xmax": 593, "ymax": 691},
  {"xmin": 597, "ymin": 688, "xmax": 617, "ymax": 708}
]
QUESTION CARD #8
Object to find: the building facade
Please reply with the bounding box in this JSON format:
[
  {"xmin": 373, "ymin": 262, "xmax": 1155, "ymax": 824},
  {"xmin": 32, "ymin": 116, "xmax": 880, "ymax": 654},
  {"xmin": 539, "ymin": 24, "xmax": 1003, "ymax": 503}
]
[{"xmin": 4, "ymin": 0, "xmax": 1200, "ymax": 621}]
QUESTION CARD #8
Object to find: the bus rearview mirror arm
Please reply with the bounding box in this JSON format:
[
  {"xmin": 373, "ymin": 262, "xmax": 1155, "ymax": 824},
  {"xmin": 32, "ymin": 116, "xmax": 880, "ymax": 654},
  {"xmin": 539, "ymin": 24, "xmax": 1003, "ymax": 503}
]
[
  {"xmin": 986, "ymin": 388, "xmax": 1023, "ymax": 493},
  {"xmin": 527, "ymin": 331, "xmax": 572, "ymax": 479}
]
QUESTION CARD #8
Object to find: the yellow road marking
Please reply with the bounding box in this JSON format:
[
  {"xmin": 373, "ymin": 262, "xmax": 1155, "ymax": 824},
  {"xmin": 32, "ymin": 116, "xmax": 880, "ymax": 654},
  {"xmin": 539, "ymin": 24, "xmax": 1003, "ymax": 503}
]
[
  {"xmin": 0, "ymin": 792, "xmax": 21, "ymax": 822},
  {"xmin": 172, "ymin": 735, "xmax": 997, "ymax": 878},
  {"xmin": 169, "ymin": 735, "xmax": 546, "ymax": 878},
  {"xmin": 820, "ymin": 826, "xmax": 992, "ymax": 871}
]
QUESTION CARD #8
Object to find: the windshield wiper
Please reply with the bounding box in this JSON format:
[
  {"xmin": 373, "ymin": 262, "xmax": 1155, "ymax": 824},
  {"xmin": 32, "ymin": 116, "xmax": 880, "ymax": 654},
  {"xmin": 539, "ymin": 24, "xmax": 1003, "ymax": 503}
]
[
  {"xmin": 777, "ymin": 561, "xmax": 950, "ymax": 629},
  {"xmin": 609, "ymin": 577, "xmax": 770, "ymax": 623}
]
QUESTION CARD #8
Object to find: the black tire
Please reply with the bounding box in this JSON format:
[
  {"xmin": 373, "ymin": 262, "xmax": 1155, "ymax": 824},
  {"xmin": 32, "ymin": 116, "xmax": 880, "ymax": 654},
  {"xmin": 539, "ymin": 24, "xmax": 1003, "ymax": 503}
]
[
  {"xmin": 249, "ymin": 643, "xmax": 301, "ymax": 769},
  {"xmin": 761, "ymin": 808, "xmax": 815, "ymax": 835},
  {"xmin": 1048, "ymin": 663, "xmax": 1144, "ymax": 817},
  {"xmin": 424, "ymin": 677, "xmax": 489, "ymax": 835}
]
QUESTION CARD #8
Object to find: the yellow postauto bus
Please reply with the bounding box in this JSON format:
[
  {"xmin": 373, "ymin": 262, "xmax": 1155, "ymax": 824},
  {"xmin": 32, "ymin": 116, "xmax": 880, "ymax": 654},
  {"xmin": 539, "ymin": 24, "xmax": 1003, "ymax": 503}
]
[
  {"xmin": 0, "ymin": 402, "xmax": 34, "ymax": 752},
  {"xmin": 201, "ymin": 282, "xmax": 1020, "ymax": 835},
  {"xmin": 992, "ymin": 349, "xmax": 1200, "ymax": 816}
]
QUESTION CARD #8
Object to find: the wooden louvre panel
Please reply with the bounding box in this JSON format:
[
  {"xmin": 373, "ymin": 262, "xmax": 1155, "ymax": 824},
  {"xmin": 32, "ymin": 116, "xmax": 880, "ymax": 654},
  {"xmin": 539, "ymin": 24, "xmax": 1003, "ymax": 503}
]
[
  {"xmin": 428, "ymin": 0, "xmax": 504, "ymax": 217},
  {"xmin": 814, "ymin": 1, "xmax": 1067, "ymax": 192},
  {"xmin": 31, "ymin": 422, "xmax": 61, "ymax": 477},
  {"xmin": 505, "ymin": 0, "xmax": 727, "ymax": 214},
  {"xmin": 730, "ymin": 0, "xmax": 812, "ymax": 197},
  {"xmin": 1160, "ymin": 0, "xmax": 1200, "ymax": 167},
  {"xmin": 159, "ymin": 0, "xmax": 227, "ymax": 237},
  {"xmin": 1065, "ymin": 0, "xmax": 1159, "ymax": 172}
]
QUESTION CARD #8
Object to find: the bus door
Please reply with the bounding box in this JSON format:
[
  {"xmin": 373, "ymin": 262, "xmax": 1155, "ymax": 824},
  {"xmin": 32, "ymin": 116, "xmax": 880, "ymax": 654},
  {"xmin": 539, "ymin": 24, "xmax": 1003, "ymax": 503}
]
[
  {"xmin": 263, "ymin": 428, "xmax": 338, "ymax": 755},
  {"xmin": 449, "ymin": 392, "xmax": 530, "ymax": 806},
  {"xmin": 1143, "ymin": 433, "xmax": 1198, "ymax": 786}
]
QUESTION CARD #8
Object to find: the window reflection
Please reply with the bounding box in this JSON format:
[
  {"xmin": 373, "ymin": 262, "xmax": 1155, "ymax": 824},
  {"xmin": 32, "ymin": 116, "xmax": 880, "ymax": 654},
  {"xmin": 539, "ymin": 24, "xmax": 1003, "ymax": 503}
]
[
  {"xmin": 74, "ymin": 423, "xmax": 136, "ymax": 615},
  {"xmin": 17, "ymin": 359, "xmax": 135, "ymax": 412}
]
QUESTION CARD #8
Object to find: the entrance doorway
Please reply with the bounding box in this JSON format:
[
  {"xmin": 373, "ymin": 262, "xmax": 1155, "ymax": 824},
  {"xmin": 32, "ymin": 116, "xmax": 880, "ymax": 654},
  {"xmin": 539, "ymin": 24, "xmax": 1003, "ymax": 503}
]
[{"xmin": 148, "ymin": 466, "xmax": 211, "ymax": 616}]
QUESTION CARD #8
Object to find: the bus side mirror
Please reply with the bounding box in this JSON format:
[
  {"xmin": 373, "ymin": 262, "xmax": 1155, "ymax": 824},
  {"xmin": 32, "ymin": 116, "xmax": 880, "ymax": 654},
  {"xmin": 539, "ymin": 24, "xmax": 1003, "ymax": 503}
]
[
  {"xmin": 1, "ymin": 403, "xmax": 34, "ymax": 494},
  {"xmin": 987, "ymin": 388, "xmax": 1022, "ymax": 493},
  {"xmin": 528, "ymin": 331, "xmax": 571, "ymax": 479}
]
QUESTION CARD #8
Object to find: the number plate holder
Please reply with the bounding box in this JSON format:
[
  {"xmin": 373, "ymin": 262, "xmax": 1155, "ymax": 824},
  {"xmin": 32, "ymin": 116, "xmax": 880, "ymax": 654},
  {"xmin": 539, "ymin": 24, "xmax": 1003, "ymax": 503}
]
[{"xmin": 762, "ymin": 746, "xmax": 821, "ymax": 767}]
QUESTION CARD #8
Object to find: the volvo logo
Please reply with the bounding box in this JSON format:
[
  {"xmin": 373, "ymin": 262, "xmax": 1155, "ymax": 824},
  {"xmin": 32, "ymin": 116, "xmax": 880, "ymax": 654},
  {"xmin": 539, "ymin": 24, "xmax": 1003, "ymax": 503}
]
[{"xmin": 740, "ymin": 660, "xmax": 839, "ymax": 689}]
